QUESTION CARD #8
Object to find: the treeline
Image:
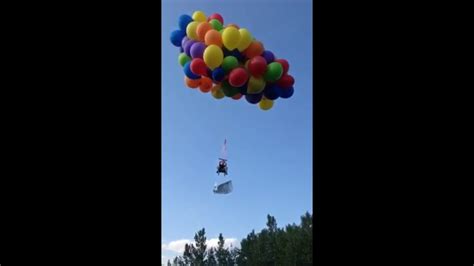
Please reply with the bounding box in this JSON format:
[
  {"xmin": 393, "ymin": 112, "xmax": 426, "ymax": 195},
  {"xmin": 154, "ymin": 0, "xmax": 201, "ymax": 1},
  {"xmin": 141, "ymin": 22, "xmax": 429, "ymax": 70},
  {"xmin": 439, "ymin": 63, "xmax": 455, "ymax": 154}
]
[{"xmin": 167, "ymin": 211, "xmax": 312, "ymax": 265}]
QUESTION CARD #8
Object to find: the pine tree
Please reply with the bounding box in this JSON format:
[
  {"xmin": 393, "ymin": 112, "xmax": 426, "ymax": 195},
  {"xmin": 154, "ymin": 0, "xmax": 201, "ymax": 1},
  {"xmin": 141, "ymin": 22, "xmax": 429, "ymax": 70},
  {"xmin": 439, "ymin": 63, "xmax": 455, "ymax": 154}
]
[
  {"xmin": 192, "ymin": 228, "xmax": 207, "ymax": 266},
  {"xmin": 215, "ymin": 233, "xmax": 230, "ymax": 265},
  {"xmin": 167, "ymin": 259, "xmax": 171, "ymax": 266},
  {"xmin": 183, "ymin": 243, "xmax": 194, "ymax": 265},
  {"xmin": 207, "ymin": 247, "xmax": 217, "ymax": 266}
]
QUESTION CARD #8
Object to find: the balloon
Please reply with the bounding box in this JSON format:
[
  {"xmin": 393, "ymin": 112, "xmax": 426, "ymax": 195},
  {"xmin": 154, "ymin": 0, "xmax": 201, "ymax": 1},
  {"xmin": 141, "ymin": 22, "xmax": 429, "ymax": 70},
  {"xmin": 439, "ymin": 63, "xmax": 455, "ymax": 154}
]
[
  {"xmin": 226, "ymin": 23, "xmax": 239, "ymax": 29},
  {"xmin": 276, "ymin": 74, "xmax": 295, "ymax": 88},
  {"xmin": 264, "ymin": 62, "xmax": 283, "ymax": 82},
  {"xmin": 279, "ymin": 86, "xmax": 294, "ymax": 99},
  {"xmin": 229, "ymin": 68, "xmax": 249, "ymax": 87},
  {"xmin": 221, "ymin": 80, "xmax": 240, "ymax": 97},
  {"xmin": 184, "ymin": 61, "xmax": 201, "ymax": 80},
  {"xmin": 245, "ymin": 92, "xmax": 263, "ymax": 104},
  {"xmin": 212, "ymin": 67, "xmax": 226, "ymax": 82},
  {"xmin": 204, "ymin": 30, "xmax": 223, "ymax": 47},
  {"xmin": 259, "ymin": 97, "xmax": 274, "ymax": 110},
  {"xmin": 203, "ymin": 44, "xmax": 224, "ymax": 70},
  {"xmin": 172, "ymin": 11, "xmax": 296, "ymax": 110},
  {"xmin": 222, "ymin": 27, "xmax": 241, "ymax": 50},
  {"xmin": 186, "ymin": 21, "xmax": 199, "ymax": 40},
  {"xmin": 181, "ymin": 36, "xmax": 190, "ymax": 48},
  {"xmin": 192, "ymin": 11, "xmax": 206, "ymax": 22},
  {"xmin": 229, "ymin": 49, "xmax": 244, "ymax": 62},
  {"xmin": 179, "ymin": 15, "xmax": 193, "ymax": 31},
  {"xmin": 262, "ymin": 50, "xmax": 275, "ymax": 64},
  {"xmin": 232, "ymin": 93, "xmax": 243, "ymax": 100},
  {"xmin": 211, "ymin": 84, "xmax": 225, "ymax": 99},
  {"xmin": 183, "ymin": 40, "xmax": 196, "ymax": 56},
  {"xmin": 178, "ymin": 53, "xmax": 191, "ymax": 67},
  {"xmin": 208, "ymin": 13, "xmax": 224, "ymax": 24},
  {"xmin": 190, "ymin": 58, "xmax": 208, "ymax": 76},
  {"xmin": 221, "ymin": 56, "xmax": 239, "ymax": 73},
  {"xmin": 190, "ymin": 42, "xmax": 206, "ymax": 59},
  {"xmin": 185, "ymin": 76, "xmax": 200, "ymax": 88},
  {"xmin": 247, "ymin": 56, "xmax": 267, "ymax": 77},
  {"xmin": 247, "ymin": 76, "xmax": 266, "ymax": 94},
  {"xmin": 196, "ymin": 22, "xmax": 212, "ymax": 41},
  {"xmin": 199, "ymin": 76, "xmax": 213, "ymax": 92},
  {"xmin": 244, "ymin": 41, "xmax": 264, "ymax": 59},
  {"xmin": 263, "ymin": 84, "xmax": 280, "ymax": 100},
  {"xmin": 238, "ymin": 83, "xmax": 248, "ymax": 95},
  {"xmin": 170, "ymin": 30, "xmax": 186, "ymax": 47},
  {"xmin": 210, "ymin": 19, "xmax": 223, "ymax": 31},
  {"xmin": 237, "ymin": 29, "xmax": 252, "ymax": 52},
  {"xmin": 274, "ymin": 59, "xmax": 289, "ymax": 74}
]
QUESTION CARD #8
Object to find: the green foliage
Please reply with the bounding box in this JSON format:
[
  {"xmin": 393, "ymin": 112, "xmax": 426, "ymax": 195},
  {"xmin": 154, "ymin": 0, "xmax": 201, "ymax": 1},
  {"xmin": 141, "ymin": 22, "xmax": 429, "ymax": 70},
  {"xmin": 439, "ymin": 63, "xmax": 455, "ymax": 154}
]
[{"xmin": 170, "ymin": 211, "xmax": 313, "ymax": 265}]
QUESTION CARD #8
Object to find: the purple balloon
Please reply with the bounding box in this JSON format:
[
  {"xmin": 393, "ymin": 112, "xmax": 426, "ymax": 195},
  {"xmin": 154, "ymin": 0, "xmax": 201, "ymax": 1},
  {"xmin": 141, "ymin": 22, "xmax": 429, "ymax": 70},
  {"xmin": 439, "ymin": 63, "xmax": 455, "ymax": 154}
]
[
  {"xmin": 262, "ymin": 50, "xmax": 275, "ymax": 64},
  {"xmin": 190, "ymin": 42, "xmax": 206, "ymax": 59},
  {"xmin": 183, "ymin": 40, "xmax": 196, "ymax": 57},
  {"xmin": 181, "ymin": 36, "xmax": 190, "ymax": 48}
]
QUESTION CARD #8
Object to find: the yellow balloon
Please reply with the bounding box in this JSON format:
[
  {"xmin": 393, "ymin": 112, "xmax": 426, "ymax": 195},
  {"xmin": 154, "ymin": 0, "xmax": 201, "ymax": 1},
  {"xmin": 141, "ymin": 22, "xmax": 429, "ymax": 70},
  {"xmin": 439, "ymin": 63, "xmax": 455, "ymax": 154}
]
[
  {"xmin": 186, "ymin": 21, "xmax": 199, "ymax": 40},
  {"xmin": 247, "ymin": 76, "xmax": 266, "ymax": 94},
  {"xmin": 203, "ymin": 44, "xmax": 224, "ymax": 70},
  {"xmin": 192, "ymin": 11, "xmax": 207, "ymax": 22},
  {"xmin": 211, "ymin": 84, "xmax": 225, "ymax": 99},
  {"xmin": 222, "ymin": 27, "xmax": 241, "ymax": 50},
  {"xmin": 237, "ymin": 28, "xmax": 252, "ymax": 52},
  {"xmin": 259, "ymin": 97, "xmax": 274, "ymax": 110}
]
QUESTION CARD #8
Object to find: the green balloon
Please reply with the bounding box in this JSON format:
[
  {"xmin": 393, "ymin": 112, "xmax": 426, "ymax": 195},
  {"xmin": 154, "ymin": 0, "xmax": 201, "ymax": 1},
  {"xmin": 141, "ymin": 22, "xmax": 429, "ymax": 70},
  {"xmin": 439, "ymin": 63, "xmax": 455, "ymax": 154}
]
[
  {"xmin": 178, "ymin": 53, "xmax": 191, "ymax": 67},
  {"xmin": 247, "ymin": 76, "xmax": 266, "ymax": 94},
  {"xmin": 264, "ymin": 62, "xmax": 283, "ymax": 82},
  {"xmin": 221, "ymin": 56, "xmax": 239, "ymax": 73},
  {"xmin": 221, "ymin": 80, "xmax": 240, "ymax": 97},
  {"xmin": 209, "ymin": 19, "xmax": 223, "ymax": 31}
]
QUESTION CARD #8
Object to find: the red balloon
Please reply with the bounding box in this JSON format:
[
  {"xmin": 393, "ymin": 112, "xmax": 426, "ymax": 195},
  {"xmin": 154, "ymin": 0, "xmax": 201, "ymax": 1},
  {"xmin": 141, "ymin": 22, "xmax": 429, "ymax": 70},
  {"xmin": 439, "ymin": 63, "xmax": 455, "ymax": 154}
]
[
  {"xmin": 232, "ymin": 93, "xmax": 243, "ymax": 100},
  {"xmin": 207, "ymin": 13, "xmax": 224, "ymax": 24},
  {"xmin": 274, "ymin": 59, "xmax": 289, "ymax": 75},
  {"xmin": 277, "ymin": 74, "xmax": 295, "ymax": 88},
  {"xmin": 229, "ymin": 68, "xmax": 248, "ymax": 87},
  {"xmin": 247, "ymin": 56, "xmax": 267, "ymax": 77},
  {"xmin": 190, "ymin": 58, "xmax": 208, "ymax": 76}
]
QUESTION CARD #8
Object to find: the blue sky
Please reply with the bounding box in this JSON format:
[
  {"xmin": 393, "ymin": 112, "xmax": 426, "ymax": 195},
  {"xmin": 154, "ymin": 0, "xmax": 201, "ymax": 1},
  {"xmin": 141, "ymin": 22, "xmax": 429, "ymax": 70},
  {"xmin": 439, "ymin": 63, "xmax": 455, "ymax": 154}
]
[{"xmin": 162, "ymin": 0, "xmax": 312, "ymax": 263}]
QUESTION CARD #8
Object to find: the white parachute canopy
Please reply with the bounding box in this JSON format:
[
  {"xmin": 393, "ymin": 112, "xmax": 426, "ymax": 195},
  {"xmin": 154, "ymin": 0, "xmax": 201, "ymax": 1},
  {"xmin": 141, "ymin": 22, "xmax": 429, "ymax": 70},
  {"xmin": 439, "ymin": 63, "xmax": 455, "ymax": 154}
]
[{"xmin": 213, "ymin": 180, "xmax": 233, "ymax": 194}]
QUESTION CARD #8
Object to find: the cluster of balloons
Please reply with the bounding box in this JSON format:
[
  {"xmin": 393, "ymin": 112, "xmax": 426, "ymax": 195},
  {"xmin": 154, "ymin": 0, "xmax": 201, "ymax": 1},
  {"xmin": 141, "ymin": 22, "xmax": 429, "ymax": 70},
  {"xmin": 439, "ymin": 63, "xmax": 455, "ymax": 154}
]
[{"xmin": 170, "ymin": 11, "xmax": 295, "ymax": 111}]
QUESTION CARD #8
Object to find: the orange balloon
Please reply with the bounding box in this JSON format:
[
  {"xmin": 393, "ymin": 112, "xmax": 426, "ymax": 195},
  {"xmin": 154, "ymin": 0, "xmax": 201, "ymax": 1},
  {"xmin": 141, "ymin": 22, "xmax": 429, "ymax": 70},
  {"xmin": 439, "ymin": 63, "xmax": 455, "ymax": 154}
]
[
  {"xmin": 244, "ymin": 41, "xmax": 264, "ymax": 59},
  {"xmin": 199, "ymin": 77, "xmax": 213, "ymax": 92},
  {"xmin": 185, "ymin": 76, "xmax": 200, "ymax": 88},
  {"xmin": 196, "ymin": 22, "xmax": 213, "ymax": 41},
  {"xmin": 204, "ymin": 30, "xmax": 223, "ymax": 47}
]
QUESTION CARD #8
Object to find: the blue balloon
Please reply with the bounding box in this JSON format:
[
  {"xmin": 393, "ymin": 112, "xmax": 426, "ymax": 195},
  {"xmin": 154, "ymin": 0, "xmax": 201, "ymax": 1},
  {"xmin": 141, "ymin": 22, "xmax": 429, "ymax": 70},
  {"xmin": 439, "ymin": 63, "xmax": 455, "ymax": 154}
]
[
  {"xmin": 262, "ymin": 50, "xmax": 275, "ymax": 64},
  {"xmin": 263, "ymin": 84, "xmax": 280, "ymax": 100},
  {"xmin": 238, "ymin": 83, "xmax": 248, "ymax": 95},
  {"xmin": 230, "ymin": 49, "xmax": 244, "ymax": 62},
  {"xmin": 184, "ymin": 61, "xmax": 200, "ymax": 80},
  {"xmin": 179, "ymin": 15, "xmax": 193, "ymax": 31},
  {"xmin": 212, "ymin": 67, "xmax": 225, "ymax": 82},
  {"xmin": 245, "ymin": 92, "xmax": 263, "ymax": 104},
  {"xmin": 279, "ymin": 86, "xmax": 294, "ymax": 99},
  {"xmin": 170, "ymin": 30, "xmax": 186, "ymax": 47}
]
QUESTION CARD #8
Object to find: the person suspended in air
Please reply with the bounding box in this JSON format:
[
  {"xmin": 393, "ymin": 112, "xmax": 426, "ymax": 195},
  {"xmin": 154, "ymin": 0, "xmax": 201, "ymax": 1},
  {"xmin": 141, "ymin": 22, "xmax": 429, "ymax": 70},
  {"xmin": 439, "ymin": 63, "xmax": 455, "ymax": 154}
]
[{"xmin": 216, "ymin": 159, "xmax": 228, "ymax": 176}]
